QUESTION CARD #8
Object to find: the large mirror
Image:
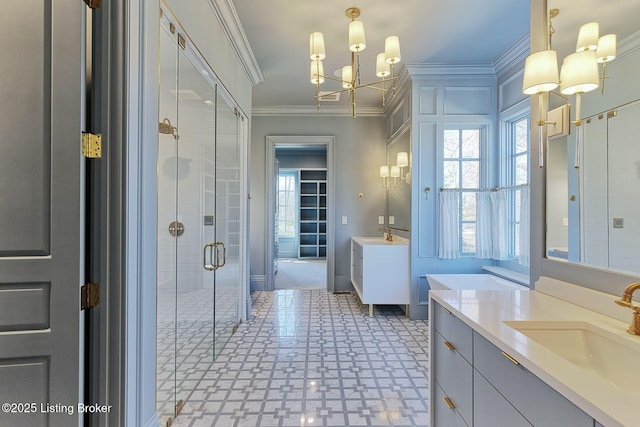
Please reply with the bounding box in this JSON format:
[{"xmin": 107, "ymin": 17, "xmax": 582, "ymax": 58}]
[
  {"xmin": 545, "ymin": 0, "xmax": 640, "ymax": 276},
  {"xmin": 386, "ymin": 129, "xmax": 411, "ymax": 232}
]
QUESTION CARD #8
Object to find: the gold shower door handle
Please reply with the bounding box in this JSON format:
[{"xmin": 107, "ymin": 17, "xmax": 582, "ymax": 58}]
[
  {"xmin": 203, "ymin": 243, "xmax": 217, "ymax": 271},
  {"xmin": 203, "ymin": 242, "xmax": 226, "ymax": 271},
  {"xmin": 216, "ymin": 241, "xmax": 226, "ymax": 268}
]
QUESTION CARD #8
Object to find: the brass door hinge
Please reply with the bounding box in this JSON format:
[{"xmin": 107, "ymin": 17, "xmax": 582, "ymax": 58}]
[
  {"xmin": 81, "ymin": 283, "xmax": 100, "ymax": 310},
  {"xmin": 83, "ymin": 0, "xmax": 102, "ymax": 9},
  {"xmin": 82, "ymin": 133, "xmax": 102, "ymax": 158}
]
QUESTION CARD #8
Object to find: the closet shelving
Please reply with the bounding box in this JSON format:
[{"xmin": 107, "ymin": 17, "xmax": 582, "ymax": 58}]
[{"xmin": 298, "ymin": 169, "xmax": 327, "ymax": 259}]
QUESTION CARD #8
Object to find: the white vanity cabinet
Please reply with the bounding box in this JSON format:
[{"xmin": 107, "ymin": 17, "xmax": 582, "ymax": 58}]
[
  {"xmin": 430, "ymin": 300, "xmax": 597, "ymax": 427},
  {"xmin": 350, "ymin": 237, "xmax": 409, "ymax": 316}
]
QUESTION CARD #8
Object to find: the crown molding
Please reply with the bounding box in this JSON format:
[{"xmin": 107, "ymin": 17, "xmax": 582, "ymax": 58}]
[
  {"xmin": 617, "ymin": 28, "xmax": 640, "ymax": 60},
  {"xmin": 252, "ymin": 105, "xmax": 385, "ymax": 117},
  {"xmin": 494, "ymin": 34, "xmax": 530, "ymax": 78},
  {"xmin": 208, "ymin": 0, "xmax": 263, "ymax": 85},
  {"xmin": 404, "ymin": 62, "xmax": 497, "ymax": 77}
]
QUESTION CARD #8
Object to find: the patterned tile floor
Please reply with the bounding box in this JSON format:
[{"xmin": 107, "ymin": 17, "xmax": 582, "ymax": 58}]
[{"xmin": 171, "ymin": 290, "xmax": 430, "ymax": 427}]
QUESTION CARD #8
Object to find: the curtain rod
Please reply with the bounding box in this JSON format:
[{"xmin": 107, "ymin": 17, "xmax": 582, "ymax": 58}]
[{"xmin": 440, "ymin": 184, "xmax": 529, "ymax": 192}]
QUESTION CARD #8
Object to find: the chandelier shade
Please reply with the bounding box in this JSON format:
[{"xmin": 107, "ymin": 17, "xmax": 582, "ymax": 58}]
[
  {"xmin": 349, "ymin": 20, "xmax": 366, "ymax": 52},
  {"xmin": 596, "ymin": 34, "xmax": 617, "ymax": 63},
  {"xmin": 384, "ymin": 36, "xmax": 401, "ymax": 64},
  {"xmin": 310, "ymin": 60, "xmax": 324, "ymax": 85},
  {"xmin": 310, "ymin": 32, "xmax": 326, "ymax": 60},
  {"xmin": 308, "ymin": 7, "xmax": 401, "ymax": 118}
]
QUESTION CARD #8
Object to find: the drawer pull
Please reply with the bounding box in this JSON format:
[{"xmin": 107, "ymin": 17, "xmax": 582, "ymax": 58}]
[
  {"xmin": 501, "ymin": 351, "xmax": 520, "ymax": 365},
  {"xmin": 443, "ymin": 341, "xmax": 456, "ymax": 351},
  {"xmin": 443, "ymin": 396, "xmax": 456, "ymax": 409}
]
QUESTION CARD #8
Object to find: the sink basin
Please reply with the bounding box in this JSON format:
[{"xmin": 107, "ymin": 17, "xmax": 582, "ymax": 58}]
[{"xmin": 504, "ymin": 320, "xmax": 640, "ymax": 392}]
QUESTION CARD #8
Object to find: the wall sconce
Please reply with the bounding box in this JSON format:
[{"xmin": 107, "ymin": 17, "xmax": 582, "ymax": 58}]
[
  {"xmin": 396, "ymin": 151, "xmax": 411, "ymax": 184},
  {"xmin": 380, "ymin": 165, "xmax": 393, "ymax": 189},
  {"xmin": 560, "ymin": 50, "xmax": 600, "ymax": 168},
  {"xmin": 522, "ymin": 9, "xmax": 616, "ymax": 168}
]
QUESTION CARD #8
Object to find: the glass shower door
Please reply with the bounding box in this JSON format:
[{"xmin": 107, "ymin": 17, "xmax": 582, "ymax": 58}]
[
  {"xmin": 214, "ymin": 93, "xmax": 241, "ymax": 356},
  {"xmin": 156, "ymin": 26, "xmax": 179, "ymax": 424}
]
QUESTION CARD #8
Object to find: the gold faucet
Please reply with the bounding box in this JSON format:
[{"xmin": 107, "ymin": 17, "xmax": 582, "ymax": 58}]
[
  {"xmin": 379, "ymin": 227, "xmax": 393, "ymax": 242},
  {"xmin": 615, "ymin": 282, "xmax": 640, "ymax": 335}
]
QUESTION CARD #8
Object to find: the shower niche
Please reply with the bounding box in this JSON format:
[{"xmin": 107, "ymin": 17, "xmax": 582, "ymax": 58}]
[{"xmin": 156, "ymin": 8, "xmax": 245, "ymax": 425}]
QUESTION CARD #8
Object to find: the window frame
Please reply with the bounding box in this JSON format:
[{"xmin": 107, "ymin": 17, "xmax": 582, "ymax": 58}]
[
  {"xmin": 441, "ymin": 125, "xmax": 488, "ymax": 256},
  {"xmin": 277, "ymin": 170, "xmax": 298, "ymax": 238},
  {"xmin": 501, "ymin": 110, "xmax": 531, "ymax": 260}
]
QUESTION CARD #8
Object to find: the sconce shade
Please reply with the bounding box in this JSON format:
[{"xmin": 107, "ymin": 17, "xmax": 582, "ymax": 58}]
[
  {"xmin": 522, "ymin": 50, "xmax": 559, "ymax": 94},
  {"xmin": 390, "ymin": 165, "xmax": 400, "ymax": 178},
  {"xmin": 560, "ymin": 51, "xmax": 599, "ymax": 95},
  {"xmin": 396, "ymin": 152, "xmax": 409, "ymax": 167},
  {"xmin": 576, "ymin": 22, "xmax": 599, "ymax": 52},
  {"xmin": 384, "ymin": 36, "xmax": 401, "ymax": 64},
  {"xmin": 349, "ymin": 20, "xmax": 366, "ymax": 52},
  {"xmin": 342, "ymin": 65, "xmax": 353, "ymax": 89},
  {"xmin": 380, "ymin": 165, "xmax": 390, "ymax": 178},
  {"xmin": 376, "ymin": 53, "xmax": 390, "ymax": 77},
  {"xmin": 310, "ymin": 60, "xmax": 324, "ymax": 85},
  {"xmin": 310, "ymin": 32, "xmax": 326, "ymax": 60},
  {"xmin": 596, "ymin": 34, "xmax": 617, "ymax": 63}
]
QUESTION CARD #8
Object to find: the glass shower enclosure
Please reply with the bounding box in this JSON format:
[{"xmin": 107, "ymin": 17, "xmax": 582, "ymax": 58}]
[{"xmin": 156, "ymin": 10, "xmax": 243, "ymax": 425}]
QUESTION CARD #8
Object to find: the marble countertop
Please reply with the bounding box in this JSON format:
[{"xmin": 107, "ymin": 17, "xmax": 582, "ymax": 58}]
[{"xmin": 430, "ymin": 289, "xmax": 640, "ymax": 427}]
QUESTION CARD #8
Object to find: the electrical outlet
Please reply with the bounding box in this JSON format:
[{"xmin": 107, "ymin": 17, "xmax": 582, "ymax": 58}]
[
  {"xmin": 389, "ymin": 216, "xmax": 395, "ymax": 225},
  {"xmin": 342, "ymin": 216, "xmax": 348, "ymax": 225},
  {"xmin": 378, "ymin": 216, "xmax": 384, "ymax": 225}
]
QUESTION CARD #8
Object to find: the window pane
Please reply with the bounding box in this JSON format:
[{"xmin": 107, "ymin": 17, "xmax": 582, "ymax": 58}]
[
  {"xmin": 462, "ymin": 223, "xmax": 476, "ymax": 253},
  {"xmin": 462, "ymin": 192, "xmax": 476, "ymax": 221},
  {"xmin": 514, "ymin": 189, "xmax": 521, "ymax": 219},
  {"xmin": 514, "ymin": 223, "xmax": 521, "ymax": 256},
  {"xmin": 461, "ymin": 161, "xmax": 479, "ymax": 188},
  {"xmin": 462, "ymin": 129, "xmax": 480, "ymax": 158},
  {"xmin": 443, "ymin": 161, "xmax": 459, "ymax": 188},
  {"xmin": 515, "ymin": 154, "xmax": 528, "ymax": 185},
  {"xmin": 444, "ymin": 130, "xmax": 460, "ymax": 158},
  {"xmin": 515, "ymin": 118, "xmax": 529, "ymax": 154}
]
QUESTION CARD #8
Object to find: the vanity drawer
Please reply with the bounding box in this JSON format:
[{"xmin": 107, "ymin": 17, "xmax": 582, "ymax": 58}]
[
  {"xmin": 432, "ymin": 301, "xmax": 473, "ymax": 362},
  {"xmin": 473, "ymin": 331, "xmax": 594, "ymax": 427},
  {"xmin": 433, "ymin": 380, "xmax": 469, "ymax": 427},
  {"xmin": 433, "ymin": 330, "xmax": 472, "ymax": 424},
  {"xmin": 474, "ymin": 369, "xmax": 532, "ymax": 427}
]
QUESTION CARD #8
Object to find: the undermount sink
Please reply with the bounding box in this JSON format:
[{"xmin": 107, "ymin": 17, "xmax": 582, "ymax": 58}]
[{"xmin": 504, "ymin": 320, "xmax": 640, "ymax": 392}]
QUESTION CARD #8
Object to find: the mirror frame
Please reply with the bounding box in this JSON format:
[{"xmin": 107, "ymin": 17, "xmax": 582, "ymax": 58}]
[{"xmin": 530, "ymin": 0, "xmax": 640, "ymax": 295}]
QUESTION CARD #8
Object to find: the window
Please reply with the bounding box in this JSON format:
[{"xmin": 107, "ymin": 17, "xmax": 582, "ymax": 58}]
[
  {"xmin": 277, "ymin": 172, "xmax": 297, "ymax": 237},
  {"xmin": 443, "ymin": 128, "xmax": 483, "ymax": 254},
  {"xmin": 505, "ymin": 116, "xmax": 530, "ymax": 258}
]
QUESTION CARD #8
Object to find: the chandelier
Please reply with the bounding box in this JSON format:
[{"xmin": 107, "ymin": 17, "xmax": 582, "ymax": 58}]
[{"xmin": 309, "ymin": 7, "xmax": 402, "ymax": 118}]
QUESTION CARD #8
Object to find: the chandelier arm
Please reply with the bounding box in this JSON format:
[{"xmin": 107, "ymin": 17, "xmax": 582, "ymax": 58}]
[{"xmin": 313, "ymin": 87, "xmax": 352, "ymax": 99}]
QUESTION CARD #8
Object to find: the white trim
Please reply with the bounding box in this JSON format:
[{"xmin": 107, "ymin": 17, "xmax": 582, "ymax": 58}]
[
  {"xmin": 265, "ymin": 136, "xmax": 336, "ymax": 292},
  {"xmin": 617, "ymin": 28, "xmax": 640, "ymax": 61},
  {"xmin": 125, "ymin": 0, "xmax": 159, "ymax": 426},
  {"xmin": 494, "ymin": 34, "xmax": 530, "ymax": 78},
  {"xmin": 252, "ymin": 105, "xmax": 385, "ymax": 117},
  {"xmin": 208, "ymin": 0, "xmax": 263, "ymax": 85},
  {"xmin": 405, "ymin": 63, "xmax": 497, "ymax": 76}
]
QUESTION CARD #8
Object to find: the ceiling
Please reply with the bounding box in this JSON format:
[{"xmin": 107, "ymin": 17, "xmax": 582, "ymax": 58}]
[{"xmin": 231, "ymin": 0, "xmax": 530, "ymax": 113}]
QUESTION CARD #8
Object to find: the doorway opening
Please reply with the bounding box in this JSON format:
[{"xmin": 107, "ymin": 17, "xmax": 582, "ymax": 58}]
[{"xmin": 266, "ymin": 136, "xmax": 335, "ymax": 292}]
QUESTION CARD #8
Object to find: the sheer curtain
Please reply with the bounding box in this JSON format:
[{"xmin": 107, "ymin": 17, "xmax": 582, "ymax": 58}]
[
  {"xmin": 519, "ymin": 186, "xmax": 530, "ymax": 267},
  {"xmin": 475, "ymin": 192, "xmax": 493, "ymax": 258},
  {"xmin": 439, "ymin": 191, "xmax": 459, "ymax": 259},
  {"xmin": 490, "ymin": 190, "xmax": 508, "ymax": 260}
]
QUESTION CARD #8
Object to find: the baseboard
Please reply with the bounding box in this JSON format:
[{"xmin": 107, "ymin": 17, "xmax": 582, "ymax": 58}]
[{"xmin": 250, "ymin": 275, "xmax": 266, "ymax": 291}]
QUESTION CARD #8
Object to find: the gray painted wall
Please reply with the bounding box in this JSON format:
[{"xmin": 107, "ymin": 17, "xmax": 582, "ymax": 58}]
[{"xmin": 250, "ymin": 116, "xmax": 387, "ymax": 291}]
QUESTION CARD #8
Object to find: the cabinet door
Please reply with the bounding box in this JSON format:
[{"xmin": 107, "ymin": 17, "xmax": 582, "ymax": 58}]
[
  {"xmin": 434, "ymin": 382, "xmax": 470, "ymax": 427},
  {"xmin": 433, "ymin": 302, "xmax": 473, "ymax": 362},
  {"xmin": 473, "ymin": 331, "xmax": 594, "ymax": 427},
  {"xmin": 474, "ymin": 370, "xmax": 532, "ymax": 427},
  {"xmin": 433, "ymin": 330, "xmax": 473, "ymax": 423}
]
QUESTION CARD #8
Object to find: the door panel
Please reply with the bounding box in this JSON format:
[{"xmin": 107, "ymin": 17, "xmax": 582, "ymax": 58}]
[
  {"xmin": 215, "ymin": 94, "xmax": 241, "ymax": 356},
  {"xmin": 0, "ymin": 1, "xmax": 83, "ymax": 427}
]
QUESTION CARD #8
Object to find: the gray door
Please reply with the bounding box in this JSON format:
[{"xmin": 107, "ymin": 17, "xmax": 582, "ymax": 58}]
[{"xmin": 0, "ymin": 2, "xmax": 84, "ymax": 427}]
